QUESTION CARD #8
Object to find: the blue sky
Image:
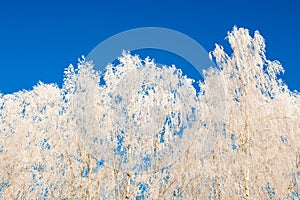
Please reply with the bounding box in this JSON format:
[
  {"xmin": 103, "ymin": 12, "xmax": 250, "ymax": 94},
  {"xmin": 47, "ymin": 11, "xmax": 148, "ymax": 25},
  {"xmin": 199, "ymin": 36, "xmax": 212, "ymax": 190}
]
[{"xmin": 0, "ymin": 0, "xmax": 299, "ymax": 94}]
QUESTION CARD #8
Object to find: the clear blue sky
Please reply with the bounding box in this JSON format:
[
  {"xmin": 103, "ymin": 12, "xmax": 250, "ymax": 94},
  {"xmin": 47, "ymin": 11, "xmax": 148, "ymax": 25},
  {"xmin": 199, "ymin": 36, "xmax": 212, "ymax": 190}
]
[{"xmin": 0, "ymin": 0, "xmax": 299, "ymax": 94}]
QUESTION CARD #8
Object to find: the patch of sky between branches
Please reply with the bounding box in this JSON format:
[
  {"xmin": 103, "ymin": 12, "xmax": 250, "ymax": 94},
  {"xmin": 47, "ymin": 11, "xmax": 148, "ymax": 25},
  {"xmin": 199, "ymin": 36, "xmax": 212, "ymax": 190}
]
[{"xmin": 99, "ymin": 49, "xmax": 204, "ymax": 93}]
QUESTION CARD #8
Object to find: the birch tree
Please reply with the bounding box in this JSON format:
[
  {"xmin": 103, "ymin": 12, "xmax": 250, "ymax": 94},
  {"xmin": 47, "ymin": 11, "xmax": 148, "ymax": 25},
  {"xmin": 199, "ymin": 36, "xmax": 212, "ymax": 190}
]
[{"xmin": 0, "ymin": 27, "xmax": 299, "ymax": 199}]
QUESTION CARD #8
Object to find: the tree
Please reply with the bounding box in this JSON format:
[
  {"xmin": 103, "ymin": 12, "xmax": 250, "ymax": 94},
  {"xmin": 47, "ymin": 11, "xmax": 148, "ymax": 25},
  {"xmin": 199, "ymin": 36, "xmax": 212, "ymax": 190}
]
[{"xmin": 0, "ymin": 27, "xmax": 299, "ymax": 199}]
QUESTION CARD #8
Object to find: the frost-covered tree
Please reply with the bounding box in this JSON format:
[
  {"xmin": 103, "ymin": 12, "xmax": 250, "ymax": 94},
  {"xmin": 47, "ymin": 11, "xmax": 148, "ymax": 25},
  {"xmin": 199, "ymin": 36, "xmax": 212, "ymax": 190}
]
[
  {"xmin": 0, "ymin": 27, "xmax": 299, "ymax": 199},
  {"xmin": 207, "ymin": 27, "xmax": 300, "ymax": 199}
]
